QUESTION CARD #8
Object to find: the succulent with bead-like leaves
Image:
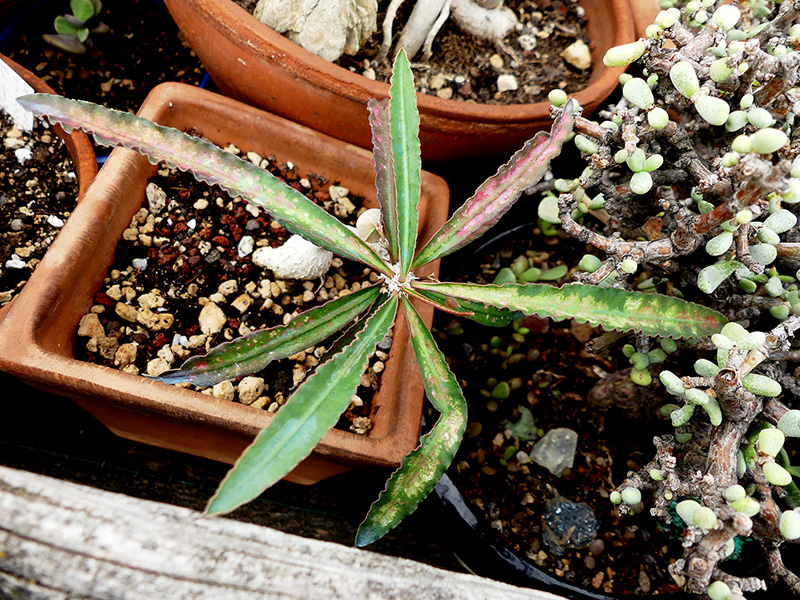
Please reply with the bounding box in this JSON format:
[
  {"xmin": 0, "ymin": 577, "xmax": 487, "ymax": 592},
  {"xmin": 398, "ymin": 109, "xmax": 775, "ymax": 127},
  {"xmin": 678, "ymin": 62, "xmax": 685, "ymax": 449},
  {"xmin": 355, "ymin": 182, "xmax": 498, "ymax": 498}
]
[
  {"xmin": 544, "ymin": 0, "xmax": 800, "ymax": 596},
  {"xmin": 17, "ymin": 50, "xmax": 724, "ymax": 546}
]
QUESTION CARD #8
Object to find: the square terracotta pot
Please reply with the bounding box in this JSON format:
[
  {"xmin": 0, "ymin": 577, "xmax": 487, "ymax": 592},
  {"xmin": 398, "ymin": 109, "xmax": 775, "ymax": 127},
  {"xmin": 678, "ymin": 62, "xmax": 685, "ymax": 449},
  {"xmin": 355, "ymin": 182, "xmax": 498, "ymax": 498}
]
[{"xmin": 0, "ymin": 82, "xmax": 449, "ymax": 485}]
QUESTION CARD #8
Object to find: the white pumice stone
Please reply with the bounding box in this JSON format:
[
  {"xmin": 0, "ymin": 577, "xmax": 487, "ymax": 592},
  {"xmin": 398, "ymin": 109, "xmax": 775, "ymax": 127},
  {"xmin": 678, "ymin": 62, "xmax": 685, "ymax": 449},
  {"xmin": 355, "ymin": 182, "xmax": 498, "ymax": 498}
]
[{"xmin": 252, "ymin": 235, "xmax": 333, "ymax": 280}]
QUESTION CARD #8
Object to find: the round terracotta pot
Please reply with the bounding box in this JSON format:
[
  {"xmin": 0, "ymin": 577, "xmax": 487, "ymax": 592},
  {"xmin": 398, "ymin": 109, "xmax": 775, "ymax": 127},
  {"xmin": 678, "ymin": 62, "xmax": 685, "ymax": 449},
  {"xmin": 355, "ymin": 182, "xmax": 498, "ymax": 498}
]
[
  {"xmin": 0, "ymin": 53, "xmax": 98, "ymax": 322},
  {"xmin": 0, "ymin": 82, "xmax": 449, "ymax": 486},
  {"xmin": 1, "ymin": 54, "xmax": 98, "ymax": 198},
  {"xmin": 163, "ymin": 0, "xmax": 635, "ymax": 162}
]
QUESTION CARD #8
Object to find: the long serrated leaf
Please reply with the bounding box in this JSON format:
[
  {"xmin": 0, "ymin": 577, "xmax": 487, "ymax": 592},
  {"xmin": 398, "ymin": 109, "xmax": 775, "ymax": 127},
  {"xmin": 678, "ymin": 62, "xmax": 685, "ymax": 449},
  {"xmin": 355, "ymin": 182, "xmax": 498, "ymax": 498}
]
[
  {"xmin": 390, "ymin": 50, "xmax": 421, "ymax": 278},
  {"xmin": 368, "ymin": 98, "xmax": 400, "ymax": 264},
  {"xmin": 155, "ymin": 285, "xmax": 381, "ymax": 387},
  {"xmin": 17, "ymin": 93, "xmax": 389, "ymax": 275},
  {"xmin": 206, "ymin": 293, "xmax": 398, "ymax": 516},
  {"xmin": 411, "ymin": 102, "xmax": 575, "ymax": 270},
  {"xmin": 356, "ymin": 297, "xmax": 466, "ymax": 547},
  {"xmin": 414, "ymin": 282, "xmax": 727, "ymax": 339},
  {"xmin": 415, "ymin": 288, "xmax": 520, "ymax": 327}
]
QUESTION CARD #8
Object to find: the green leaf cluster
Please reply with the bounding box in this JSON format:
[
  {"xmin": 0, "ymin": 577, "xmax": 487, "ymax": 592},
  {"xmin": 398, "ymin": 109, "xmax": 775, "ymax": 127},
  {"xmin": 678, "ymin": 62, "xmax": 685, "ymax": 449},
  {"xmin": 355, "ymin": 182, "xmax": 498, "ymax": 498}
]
[{"xmin": 43, "ymin": 0, "xmax": 108, "ymax": 54}]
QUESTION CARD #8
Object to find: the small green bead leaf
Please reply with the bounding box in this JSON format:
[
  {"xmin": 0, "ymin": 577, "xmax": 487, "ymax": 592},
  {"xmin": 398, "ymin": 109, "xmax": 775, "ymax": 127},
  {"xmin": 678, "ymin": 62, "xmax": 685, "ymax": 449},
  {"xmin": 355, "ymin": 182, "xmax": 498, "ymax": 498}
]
[
  {"xmin": 692, "ymin": 506, "xmax": 718, "ymax": 529},
  {"xmin": 721, "ymin": 322, "xmax": 747, "ymax": 341},
  {"xmin": 742, "ymin": 373, "xmax": 782, "ymax": 397},
  {"xmin": 694, "ymin": 358, "xmax": 720, "ymax": 377},
  {"xmin": 389, "ymin": 50, "xmax": 421, "ymax": 278},
  {"xmin": 548, "ymin": 89, "xmax": 568, "ymax": 106},
  {"xmin": 725, "ymin": 110, "xmax": 748, "ymax": 132},
  {"xmin": 700, "ymin": 395, "xmax": 722, "ymax": 426},
  {"xmin": 621, "ymin": 487, "xmax": 642, "ymax": 505},
  {"xmin": 725, "ymin": 484, "xmax": 746, "ymax": 502},
  {"xmin": 747, "ymin": 107, "xmax": 775, "ymax": 129},
  {"xmin": 71, "ymin": 0, "xmax": 96, "ymax": 22},
  {"xmin": 780, "ymin": 510, "xmax": 800, "ymax": 540},
  {"xmin": 538, "ymin": 195, "xmax": 561, "ymax": 224},
  {"xmin": 671, "ymin": 403, "xmax": 695, "ymax": 426},
  {"xmin": 779, "ymin": 410, "xmax": 800, "ymax": 437},
  {"xmin": 758, "ymin": 428, "xmax": 785, "ymax": 457},
  {"xmin": 697, "ymin": 260, "xmax": 739, "ymax": 293},
  {"xmin": 643, "ymin": 154, "xmax": 664, "ymax": 172},
  {"xmin": 660, "ymin": 370, "xmax": 686, "ymax": 395},
  {"xmin": 764, "ymin": 209, "xmax": 797, "ymax": 234},
  {"xmin": 156, "ymin": 285, "xmax": 381, "ymax": 387},
  {"xmin": 706, "ymin": 231, "xmax": 733, "ymax": 256},
  {"xmin": 751, "ymin": 128, "xmax": 789, "ymax": 154},
  {"xmin": 712, "ymin": 4, "xmax": 740, "ymax": 30},
  {"xmin": 603, "ymin": 41, "xmax": 647, "ymax": 67},
  {"xmin": 623, "ymin": 78, "xmax": 654, "ymax": 109},
  {"xmin": 357, "ymin": 298, "xmax": 466, "ymax": 546},
  {"xmin": 731, "ymin": 496, "xmax": 760, "ymax": 516},
  {"xmin": 493, "ymin": 267, "xmax": 517, "ymax": 284},
  {"xmin": 648, "ymin": 107, "xmax": 669, "ymax": 129},
  {"xmin": 54, "ymin": 15, "xmax": 80, "ymax": 35},
  {"xmin": 710, "ymin": 58, "xmax": 733, "ymax": 82},
  {"xmin": 764, "ymin": 462, "xmax": 793, "ymax": 486},
  {"xmin": 676, "ymin": 499, "xmax": 701, "ymax": 524},
  {"xmin": 413, "ymin": 282, "xmax": 727, "ymax": 339},
  {"xmin": 669, "ymin": 62, "xmax": 700, "ymax": 99},
  {"xmin": 626, "ymin": 148, "xmax": 646, "ymax": 172},
  {"xmin": 206, "ymin": 294, "xmax": 398, "ymax": 517},
  {"xmin": 17, "ymin": 94, "xmax": 388, "ymax": 274},
  {"xmin": 574, "ymin": 134, "xmax": 598, "ymax": 154},
  {"xmin": 630, "ymin": 171, "xmax": 653, "ymax": 195},
  {"xmin": 750, "ymin": 243, "xmax": 777, "ymax": 265},
  {"xmin": 412, "ymin": 102, "xmax": 574, "ymax": 269},
  {"xmin": 695, "ymin": 96, "xmax": 730, "ymax": 126},
  {"xmin": 685, "ymin": 388, "xmax": 710, "ymax": 406}
]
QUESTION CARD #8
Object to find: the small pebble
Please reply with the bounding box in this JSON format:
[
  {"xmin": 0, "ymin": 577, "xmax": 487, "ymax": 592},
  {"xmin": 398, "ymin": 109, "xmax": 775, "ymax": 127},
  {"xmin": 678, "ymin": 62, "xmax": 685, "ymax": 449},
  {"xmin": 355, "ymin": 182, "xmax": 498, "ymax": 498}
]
[
  {"xmin": 198, "ymin": 301, "xmax": 226, "ymax": 335},
  {"xmin": 497, "ymin": 74, "xmax": 518, "ymax": 93},
  {"xmin": 561, "ymin": 40, "xmax": 592, "ymax": 70},
  {"xmin": 146, "ymin": 358, "xmax": 171, "ymax": 377},
  {"xmin": 212, "ymin": 380, "xmax": 235, "ymax": 401},
  {"xmin": 238, "ymin": 376, "xmax": 266, "ymax": 404}
]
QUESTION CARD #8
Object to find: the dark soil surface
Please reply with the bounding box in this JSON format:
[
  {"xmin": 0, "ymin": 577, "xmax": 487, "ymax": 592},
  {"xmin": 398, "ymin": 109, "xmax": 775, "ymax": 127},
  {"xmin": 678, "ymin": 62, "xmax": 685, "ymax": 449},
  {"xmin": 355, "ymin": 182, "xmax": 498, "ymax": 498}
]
[
  {"xmin": 4, "ymin": 0, "xmax": 205, "ymax": 111},
  {"xmin": 234, "ymin": 0, "xmax": 593, "ymax": 105},
  {"xmin": 0, "ymin": 110, "xmax": 79, "ymax": 306},
  {"xmin": 432, "ymin": 228, "xmax": 768, "ymax": 596}
]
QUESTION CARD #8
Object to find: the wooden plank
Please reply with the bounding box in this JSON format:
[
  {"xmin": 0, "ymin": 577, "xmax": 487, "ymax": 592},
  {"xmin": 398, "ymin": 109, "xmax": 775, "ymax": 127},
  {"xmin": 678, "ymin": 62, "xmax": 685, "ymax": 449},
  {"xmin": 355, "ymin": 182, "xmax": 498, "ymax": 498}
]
[{"xmin": 0, "ymin": 465, "xmax": 561, "ymax": 600}]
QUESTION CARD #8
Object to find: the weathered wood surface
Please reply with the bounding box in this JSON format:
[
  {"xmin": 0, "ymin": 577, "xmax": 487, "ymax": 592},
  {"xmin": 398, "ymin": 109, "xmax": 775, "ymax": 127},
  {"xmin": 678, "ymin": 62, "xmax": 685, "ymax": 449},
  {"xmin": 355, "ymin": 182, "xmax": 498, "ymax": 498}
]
[{"xmin": 0, "ymin": 466, "xmax": 561, "ymax": 600}]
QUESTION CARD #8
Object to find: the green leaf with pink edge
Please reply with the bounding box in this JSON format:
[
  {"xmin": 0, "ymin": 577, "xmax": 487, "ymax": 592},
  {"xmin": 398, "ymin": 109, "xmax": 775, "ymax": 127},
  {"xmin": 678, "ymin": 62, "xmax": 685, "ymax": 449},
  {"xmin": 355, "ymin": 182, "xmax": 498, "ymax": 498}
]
[
  {"xmin": 389, "ymin": 49, "xmax": 421, "ymax": 278},
  {"xmin": 368, "ymin": 98, "xmax": 400, "ymax": 264},
  {"xmin": 356, "ymin": 297, "xmax": 467, "ymax": 547},
  {"xmin": 411, "ymin": 101, "xmax": 575, "ymax": 270},
  {"xmin": 206, "ymin": 293, "xmax": 398, "ymax": 517},
  {"xmin": 155, "ymin": 285, "xmax": 382, "ymax": 388},
  {"xmin": 16, "ymin": 93, "xmax": 389, "ymax": 276},
  {"xmin": 413, "ymin": 281, "xmax": 727, "ymax": 339}
]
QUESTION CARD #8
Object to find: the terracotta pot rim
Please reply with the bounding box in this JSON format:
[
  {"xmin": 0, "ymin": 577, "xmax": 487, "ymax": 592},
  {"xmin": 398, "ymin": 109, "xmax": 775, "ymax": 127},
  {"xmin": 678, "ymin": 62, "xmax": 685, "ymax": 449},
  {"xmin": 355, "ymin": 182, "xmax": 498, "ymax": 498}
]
[
  {"xmin": 0, "ymin": 53, "xmax": 98, "ymax": 198},
  {"xmin": 202, "ymin": 0, "xmax": 632, "ymax": 122}
]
